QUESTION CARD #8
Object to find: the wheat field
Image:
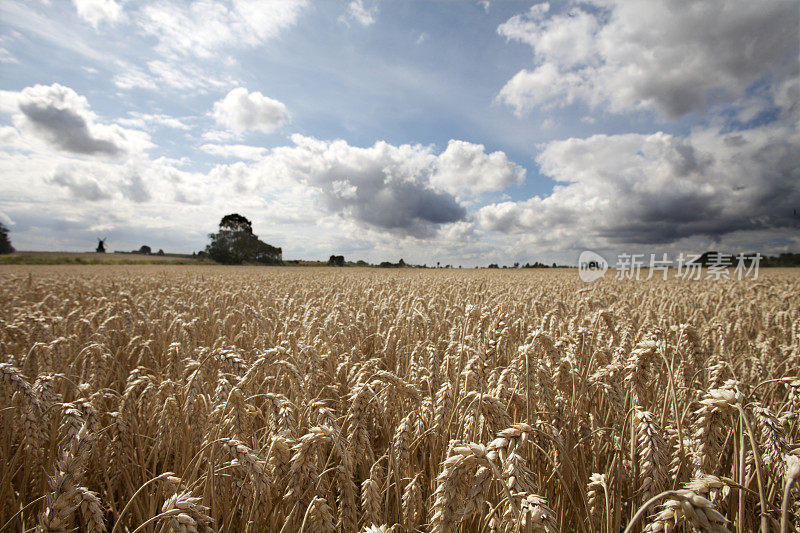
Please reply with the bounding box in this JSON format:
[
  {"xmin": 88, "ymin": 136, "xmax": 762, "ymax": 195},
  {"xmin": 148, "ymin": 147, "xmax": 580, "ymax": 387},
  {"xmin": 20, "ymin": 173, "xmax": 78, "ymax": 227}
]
[{"xmin": 1, "ymin": 265, "xmax": 798, "ymax": 532}]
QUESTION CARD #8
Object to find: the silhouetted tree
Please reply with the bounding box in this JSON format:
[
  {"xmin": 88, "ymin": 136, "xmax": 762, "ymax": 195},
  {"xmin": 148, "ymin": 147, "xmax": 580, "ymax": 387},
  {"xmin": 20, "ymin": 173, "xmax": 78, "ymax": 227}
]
[
  {"xmin": 157, "ymin": 249, "xmax": 165, "ymax": 256},
  {"xmin": 220, "ymin": 213, "xmax": 254, "ymax": 234},
  {"xmin": 328, "ymin": 255, "xmax": 345, "ymax": 266},
  {"xmin": 96, "ymin": 238, "xmax": 106, "ymax": 253},
  {"xmin": 206, "ymin": 214, "xmax": 282, "ymax": 264},
  {"xmin": 138, "ymin": 245, "xmax": 152, "ymax": 255},
  {"xmin": 0, "ymin": 222, "xmax": 14, "ymax": 254}
]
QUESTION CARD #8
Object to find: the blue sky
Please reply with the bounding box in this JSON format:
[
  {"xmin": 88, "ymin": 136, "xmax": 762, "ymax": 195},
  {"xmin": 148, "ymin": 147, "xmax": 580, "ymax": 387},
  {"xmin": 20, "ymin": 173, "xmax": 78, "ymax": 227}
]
[{"xmin": 0, "ymin": 0, "xmax": 798, "ymax": 266}]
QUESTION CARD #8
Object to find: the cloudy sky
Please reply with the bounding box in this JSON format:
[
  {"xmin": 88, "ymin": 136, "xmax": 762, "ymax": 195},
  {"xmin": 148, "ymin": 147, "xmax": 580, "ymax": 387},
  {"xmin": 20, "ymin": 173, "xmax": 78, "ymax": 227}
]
[{"xmin": 0, "ymin": 0, "xmax": 798, "ymax": 266}]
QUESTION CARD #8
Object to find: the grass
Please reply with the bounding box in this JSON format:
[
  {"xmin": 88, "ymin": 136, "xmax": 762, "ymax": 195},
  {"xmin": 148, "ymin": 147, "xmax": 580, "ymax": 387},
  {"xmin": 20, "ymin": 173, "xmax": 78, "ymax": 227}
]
[{"xmin": 0, "ymin": 251, "xmax": 213, "ymax": 265}]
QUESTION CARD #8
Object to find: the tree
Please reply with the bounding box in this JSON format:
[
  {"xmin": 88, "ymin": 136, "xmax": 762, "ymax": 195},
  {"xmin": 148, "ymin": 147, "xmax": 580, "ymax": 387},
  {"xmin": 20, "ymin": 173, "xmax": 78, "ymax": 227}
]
[
  {"xmin": 138, "ymin": 245, "xmax": 152, "ymax": 255},
  {"xmin": 96, "ymin": 238, "xmax": 106, "ymax": 253},
  {"xmin": 206, "ymin": 213, "xmax": 282, "ymax": 265},
  {"xmin": 220, "ymin": 213, "xmax": 253, "ymax": 234},
  {"xmin": 0, "ymin": 222, "xmax": 14, "ymax": 254},
  {"xmin": 328, "ymin": 255, "xmax": 345, "ymax": 266}
]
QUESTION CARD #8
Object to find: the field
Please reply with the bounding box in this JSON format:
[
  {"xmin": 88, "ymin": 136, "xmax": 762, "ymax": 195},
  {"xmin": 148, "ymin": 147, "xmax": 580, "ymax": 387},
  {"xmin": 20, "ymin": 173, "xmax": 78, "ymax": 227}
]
[
  {"xmin": 0, "ymin": 252, "xmax": 207, "ymax": 265},
  {"xmin": 1, "ymin": 265, "xmax": 798, "ymax": 532}
]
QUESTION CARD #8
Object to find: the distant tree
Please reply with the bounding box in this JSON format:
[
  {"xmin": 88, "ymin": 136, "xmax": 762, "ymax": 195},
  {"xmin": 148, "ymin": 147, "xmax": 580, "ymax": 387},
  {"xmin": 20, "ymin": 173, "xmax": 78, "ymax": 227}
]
[
  {"xmin": 156, "ymin": 249, "xmax": 165, "ymax": 256},
  {"xmin": 96, "ymin": 238, "xmax": 106, "ymax": 253},
  {"xmin": 206, "ymin": 214, "xmax": 282, "ymax": 264},
  {"xmin": 328, "ymin": 255, "xmax": 345, "ymax": 266},
  {"xmin": 398, "ymin": 258, "xmax": 406, "ymax": 267},
  {"xmin": 0, "ymin": 222, "xmax": 14, "ymax": 254},
  {"xmin": 138, "ymin": 245, "xmax": 152, "ymax": 255},
  {"xmin": 513, "ymin": 262, "xmax": 519, "ymax": 268},
  {"xmin": 356, "ymin": 260, "xmax": 368, "ymax": 266},
  {"xmin": 488, "ymin": 263, "xmax": 499, "ymax": 269}
]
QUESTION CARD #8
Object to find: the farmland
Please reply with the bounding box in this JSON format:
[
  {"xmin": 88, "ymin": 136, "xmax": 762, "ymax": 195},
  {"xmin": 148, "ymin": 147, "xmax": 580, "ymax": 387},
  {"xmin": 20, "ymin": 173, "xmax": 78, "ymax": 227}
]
[{"xmin": 1, "ymin": 266, "xmax": 798, "ymax": 532}]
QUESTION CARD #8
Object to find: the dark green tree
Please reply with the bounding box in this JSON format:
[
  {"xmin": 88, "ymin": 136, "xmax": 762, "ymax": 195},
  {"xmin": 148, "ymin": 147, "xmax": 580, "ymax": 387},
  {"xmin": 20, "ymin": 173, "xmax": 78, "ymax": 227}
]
[
  {"xmin": 206, "ymin": 213, "xmax": 282, "ymax": 264},
  {"xmin": 0, "ymin": 222, "xmax": 14, "ymax": 254}
]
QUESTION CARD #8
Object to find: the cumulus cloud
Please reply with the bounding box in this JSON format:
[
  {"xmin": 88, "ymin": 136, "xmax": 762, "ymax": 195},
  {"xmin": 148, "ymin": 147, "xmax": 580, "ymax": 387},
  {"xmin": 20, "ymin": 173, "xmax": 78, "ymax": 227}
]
[
  {"xmin": 47, "ymin": 162, "xmax": 152, "ymax": 203},
  {"xmin": 432, "ymin": 140, "xmax": 525, "ymax": 196},
  {"xmin": 48, "ymin": 163, "xmax": 112, "ymax": 201},
  {"xmin": 140, "ymin": 0, "xmax": 307, "ymax": 58},
  {"xmin": 73, "ymin": 0, "xmax": 123, "ymax": 28},
  {"xmin": 5, "ymin": 83, "xmax": 150, "ymax": 156},
  {"xmin": 262, "ymin": 135, "xmax": 467, "ymax": 237},
  {"xmin": 213, "ymin": 87, "xmax": 288, "ymax": 135},
  {"xmin": 497, "ymin": 0, "xmax": 800, "ymax": 118},
  {"xmin": 479, "ymin": 124, "xmax": 800, "ymax": 246}
]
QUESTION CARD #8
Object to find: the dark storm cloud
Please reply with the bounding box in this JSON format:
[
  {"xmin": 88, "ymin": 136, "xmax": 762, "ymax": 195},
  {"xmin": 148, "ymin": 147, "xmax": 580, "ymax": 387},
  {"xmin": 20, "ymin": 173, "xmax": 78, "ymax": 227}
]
[
  {"xmin": 267, "ymin": 135, "xmax": 469, "ymax": 238},
  {"xmin": 12, "ymin": 84, "xmax": 149, "ymax": 156},
  {"xmin": 479, "ymin": 127, "xmax": 800, "ymax": 246},
  {"xmin": 321, "ymin": 177, "xmax": 466, "ymax": 238},
  {"xmin": 19, "ymin": 98, "xmax": 121, "ymax": 156}
]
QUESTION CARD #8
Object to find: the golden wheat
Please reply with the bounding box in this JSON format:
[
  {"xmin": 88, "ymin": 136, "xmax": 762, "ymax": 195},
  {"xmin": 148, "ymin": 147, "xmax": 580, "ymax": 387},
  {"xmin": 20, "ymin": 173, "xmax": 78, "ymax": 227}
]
[{"xmin": 0, "ymin": 265, "xmax": 798, "ymax": 532}]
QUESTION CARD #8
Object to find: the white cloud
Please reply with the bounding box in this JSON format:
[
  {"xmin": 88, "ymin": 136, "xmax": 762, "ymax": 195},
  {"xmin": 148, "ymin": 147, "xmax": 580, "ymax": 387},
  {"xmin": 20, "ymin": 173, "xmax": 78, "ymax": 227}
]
[
  {"xmin": 147, "ymin": 60, "xmax": 231, "ymax": 92},
  {"xmin": 497, "ymin": 0, "xmax": 800, "ymax": 118},
  {"xmin": 201, "ymin": 129, "xmax": 235, "ymax": 142},
  {"xmin": 113, "ymin": 60, "xmax": 232, "ymax": 92},
  {"xmin": 432, "ymin": 140, "xmax": 525, "ymax": 196},
  {"xmin": 200, "ymin": 143, "xmax": 267, "ymax": 161},
  {"xmin": 73, "ymin": 0, "xmax": 123, "ymax": 28},
  {"xmin": 0, "ymin": 47, "xmax": 19, "ymax": 64},
  {"xmin": 140, "ymin": 0, "xmax": 308, "ymax": 58},
  {"xmin": 262, "ymin": 134, "xmax": 465, "ymax": 237},
  {"xmin": 113, "ymin": 66, "xmax": 158, "ymax": 90},
  {"xmin": 4, "ymin": 83, "xmax": 151, "ymax": 157},
  {"xmin": 0, "ymin": 210, "xmax": 15, "ymax": 226},
  {"xmin": 120, "ymin": 112, "xmax": 190, "ymax": 131},
  {"xmin": 212, "ymin": 87, "xmax": 288, "ymax": 135},
  {"xmin": 479, "ymin": 124, "xmax": 800, "ymax": 247},
  {"xmin": 344, "ymin": 1, "xmax": 376, "ymax": 27}
]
